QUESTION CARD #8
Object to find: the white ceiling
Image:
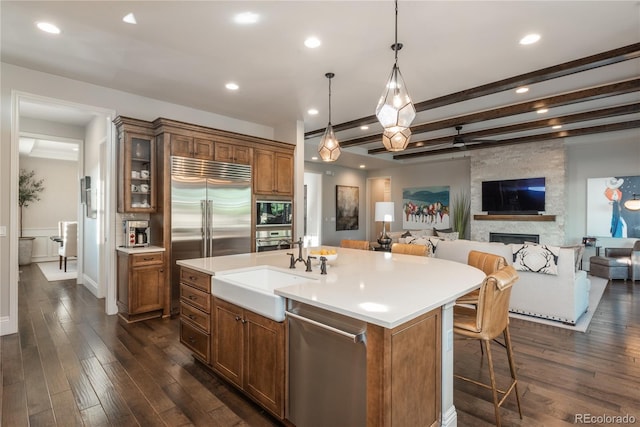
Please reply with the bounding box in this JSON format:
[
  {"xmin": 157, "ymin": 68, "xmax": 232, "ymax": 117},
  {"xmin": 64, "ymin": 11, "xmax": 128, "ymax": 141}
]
[{"xmin": 3, "ymin": 1, "xmax": 639, "ymax": 169}]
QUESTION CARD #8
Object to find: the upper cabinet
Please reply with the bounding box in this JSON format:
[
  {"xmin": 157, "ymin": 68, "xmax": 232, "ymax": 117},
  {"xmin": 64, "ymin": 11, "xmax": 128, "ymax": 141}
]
[
  {"xmin": 254, "ymin": 149, "xmax": 293, "ymax": 196},
  {"xmin": 215, "ymin": 142, "xmax": 251, "ymax": 165},
  {"xmin": 170, "ymin": 135, "xmax": 215, "ymax": 160},
  {"xmin": 114, "ymin": 117, "xmax": 157, "ymax": 213}
]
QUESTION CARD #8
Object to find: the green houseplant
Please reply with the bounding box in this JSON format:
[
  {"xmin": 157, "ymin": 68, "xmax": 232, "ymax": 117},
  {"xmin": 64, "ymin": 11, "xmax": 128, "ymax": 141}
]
[
  {"xmin": 18, "ymin": 168, "xmax": 45, "ymax": 265},
  {"xmin": 452, "ymin": 191, "xmax": 471, "ymax": 240}
]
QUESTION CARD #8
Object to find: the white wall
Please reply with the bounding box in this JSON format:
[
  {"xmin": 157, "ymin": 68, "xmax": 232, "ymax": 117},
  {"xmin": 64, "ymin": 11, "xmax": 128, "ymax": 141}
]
[{"xmin": 1, "ymin": 62, "xmax": 277, "ymax": 329}]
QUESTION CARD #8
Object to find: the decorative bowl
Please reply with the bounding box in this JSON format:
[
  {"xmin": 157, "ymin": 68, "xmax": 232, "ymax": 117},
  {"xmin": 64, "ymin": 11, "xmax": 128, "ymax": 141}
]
[{"xmin": 308, "ymin": 248, "xmax": 338, "ymax": 264}]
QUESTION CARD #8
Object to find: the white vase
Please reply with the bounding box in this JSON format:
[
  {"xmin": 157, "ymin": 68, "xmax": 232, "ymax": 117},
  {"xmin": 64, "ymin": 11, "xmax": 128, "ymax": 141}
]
[{"xmin": 18, "ymin": 237, "xmax": 35, "ymax": 265}]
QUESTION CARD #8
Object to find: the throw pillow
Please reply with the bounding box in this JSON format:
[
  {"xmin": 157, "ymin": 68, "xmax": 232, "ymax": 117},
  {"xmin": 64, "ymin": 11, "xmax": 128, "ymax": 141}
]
[
  {"xmin": 426, "ymin": 237, "xmax": 441, "ymax": 256},
  {"xmin": 511, "ymin": 243, "xmax": 560, "ymax": 275},
  {"xmin": 435, "ymin": 227, "xmax": 453, "ymax": 234},
  {"xmin": 401, "ymin": 230, "xmax": 412, "ymax": 238},
  {"xmin": 436, "ymin": 230, "xmax": 459, "ymax": 241}
]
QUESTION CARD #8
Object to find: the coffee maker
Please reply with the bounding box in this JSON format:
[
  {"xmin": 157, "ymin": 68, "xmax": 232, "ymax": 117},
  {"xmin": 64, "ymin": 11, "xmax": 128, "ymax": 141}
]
[{"xmin": 123, "ymin": 220, "xmax": 150, "ymax": 248}]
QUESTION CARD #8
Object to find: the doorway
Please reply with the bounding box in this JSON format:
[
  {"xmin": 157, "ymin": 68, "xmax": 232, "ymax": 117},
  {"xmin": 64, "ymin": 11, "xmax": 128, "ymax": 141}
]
[
  {"xmin": 6, "ymin": 92, "xmax": 117, "ymax": 335},
  {"xmin": 303, "ymin": 172, "xmax": 322, "ymax": 247}
]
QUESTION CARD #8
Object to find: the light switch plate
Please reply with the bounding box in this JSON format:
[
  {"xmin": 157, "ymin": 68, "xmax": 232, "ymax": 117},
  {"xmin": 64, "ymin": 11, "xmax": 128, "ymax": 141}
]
[{"xmin": 0, "ymin": 226, "xmax": 6, "ymax": 236}]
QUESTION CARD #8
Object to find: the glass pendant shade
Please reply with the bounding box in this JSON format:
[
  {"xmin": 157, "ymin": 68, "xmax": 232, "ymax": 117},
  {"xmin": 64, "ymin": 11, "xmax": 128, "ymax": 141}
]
[
  {"xmin": 318, "ymin": 72, "xmax": 340, "ymax": 162},
  {"xmin": 376, "ymin": 64, "xmax": 416, "ymax": 130},
  {"xmin": 381, "ymin": 126, "xmax": 412, "ymax": 151},
  {"xmin": 318, "ymin": 123, "xmax": 341, "ymax": 162}
]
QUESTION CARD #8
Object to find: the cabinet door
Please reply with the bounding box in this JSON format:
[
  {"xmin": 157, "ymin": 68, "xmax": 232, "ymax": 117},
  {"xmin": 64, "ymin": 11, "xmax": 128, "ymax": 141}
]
[
  {"xmin": 130, "ymin": 264, "xmax": 164, "ymax": 314},
  {"xmin": 232, "ymin": 145, "xmax": 251, "ymax": 165},
  {"xmin": 194, "ymin": 138, "xmax": 215, "ymax": 160},
  {"xmin": 244, "ymin": 310, "xmax": 285, "ymax": 418},
  {"xmin": 274, "ymin": 152, "xmax": 293, "ymax": 196},
  {"xmin": 118, "ymin": 132, "xmax": 156, "ymax": 213},
  {"xmin": 213, "ymin": 299, "xmax": 244, "ymax": 387},
  {"xmin": 253, "ymin": 149, "xmax": 275, "ymax": 195},
  {"xmin": 171, "ymin": 134, "xmax": 193, "ymax": 157},
  {"xmin": 214, "ymin": 142, "xmax": 235, "ymax": 163}
]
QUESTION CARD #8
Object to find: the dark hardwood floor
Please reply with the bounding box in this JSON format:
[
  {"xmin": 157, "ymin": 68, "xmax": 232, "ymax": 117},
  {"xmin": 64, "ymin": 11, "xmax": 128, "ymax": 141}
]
[{"xmin": 2, "ymin": 264, "xmax": 638, "ymax": 426}]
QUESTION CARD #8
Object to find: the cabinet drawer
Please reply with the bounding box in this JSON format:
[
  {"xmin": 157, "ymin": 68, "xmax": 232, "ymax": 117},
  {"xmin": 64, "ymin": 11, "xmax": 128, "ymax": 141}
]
[
  {"xmin": 180, "ymin": 301, "xmax": 210, "ymax": 333},
  {"xmin": 131, "ymin": 252, "xmax": 164, "ymax": 266},
  {"xmin": 180, "ymin": 284, "xmax": 211, "ymax": 313},
  {"xmin": 180, "ymin": 320, "xmax": 210, "ymax": 363},
  {"xmin": 180, "ymin": 268, "xmax": 211, "ymax": 292}
]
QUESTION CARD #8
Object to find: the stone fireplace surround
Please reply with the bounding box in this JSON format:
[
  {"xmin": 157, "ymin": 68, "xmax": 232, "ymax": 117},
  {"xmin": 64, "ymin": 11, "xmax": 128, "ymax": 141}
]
[{"xmin": 470, "ymin": 140, "xmax": 566, "ymax": 246}]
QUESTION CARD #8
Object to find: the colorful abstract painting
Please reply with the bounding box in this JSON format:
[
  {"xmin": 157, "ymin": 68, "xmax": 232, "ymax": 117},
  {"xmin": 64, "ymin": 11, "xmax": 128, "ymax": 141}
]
[
  {"xmin": 402, "ymin": 186, "xmax": 450, "ymax": 230},
  {"xmin": 587, "ymin": 176, "xmax": 640, "ymax": 238}
]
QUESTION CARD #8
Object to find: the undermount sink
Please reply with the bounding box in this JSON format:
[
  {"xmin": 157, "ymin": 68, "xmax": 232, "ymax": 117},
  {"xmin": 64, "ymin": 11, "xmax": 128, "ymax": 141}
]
[{"xmin": 212, "ymin": 266, "xmax": 318, "ymax": 321}]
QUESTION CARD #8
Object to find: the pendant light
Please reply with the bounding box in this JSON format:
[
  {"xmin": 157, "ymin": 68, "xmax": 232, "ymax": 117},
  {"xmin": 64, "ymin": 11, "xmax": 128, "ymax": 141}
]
[
  {"xmin": 375, "ymin": 0, "xmax": 416, "ymax": 152},
  {"xmin": 318, "ymin": 72, "xmax": 341, "ymax": 162},
  {"xmin": 624, "ymin": 194, "xmax": 640, "ymax": 211}
]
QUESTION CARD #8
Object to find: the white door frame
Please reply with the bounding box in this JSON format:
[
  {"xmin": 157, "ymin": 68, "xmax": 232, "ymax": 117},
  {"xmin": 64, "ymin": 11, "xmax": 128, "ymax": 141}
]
[{"xmin": 6, "ymin": 91, "xmax": 117, "ymax": 334}]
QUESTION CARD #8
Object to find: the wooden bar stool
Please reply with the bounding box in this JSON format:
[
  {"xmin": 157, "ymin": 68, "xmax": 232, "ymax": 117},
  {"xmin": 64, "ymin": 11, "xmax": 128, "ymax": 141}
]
[
  {"xmin": 456, "ymin": 250, "xmax": 507, "ymax": 305},
  {"xmin": 454, "ymin": 266, "xmax": 523, "ymax": 426},
  {"xmin": 340, "ymin": 239, "xmax": 370, "ymax": 250},
  {"xmin": 390, "ymin": 243, "xmax": 429, "ymax": 256}
]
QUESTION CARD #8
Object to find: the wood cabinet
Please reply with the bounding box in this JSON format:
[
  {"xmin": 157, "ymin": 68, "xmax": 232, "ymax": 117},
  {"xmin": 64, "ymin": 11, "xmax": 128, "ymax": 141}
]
[
  {"xmin": 179, "ymin": 267, "xmax": 212, "ymax": 364},
  {"xmin": 114, "ymin": 117, "xmax": 156, "ymax": 213},
  {"xmin": 170, "ymin": 135, "xmax": 215, "ymax": 160},
  {"xmin": 212, "ymin": 298, "xmax": 285, "ymax": 418},
  {"xmin": 254, "ymin": 148, "xmax": 294, "ymax": 196},
  {"xmin": 214, "ymin": 142, "xmax": 251, "ymax": 164},
  {"xmin": 116, "ymin": 250, "xmax": 165, "ymax": 322}
]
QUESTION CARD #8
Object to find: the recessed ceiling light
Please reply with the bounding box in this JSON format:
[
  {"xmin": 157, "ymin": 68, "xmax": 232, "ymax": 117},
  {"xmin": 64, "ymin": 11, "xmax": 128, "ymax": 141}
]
[
  {"xmin": 311, "ymin": 156, "xmax": 318, "ymax": 161},
  {"xmin": 123, "ymin": 13, "xmax": 137, "ymax": 24},
  {"xmin": 304, "ymin": 37, "xmax": 321, "ymax": 49},
  {"xmin": 552, "ymin": 125, "xmax": 562, "ymax": 130},
  {"xmin": 225, "ymin": 82, "xmax": 239, "ymax": 91},
  {"xmin": 36, "ymin": 22, "xmax": 61, "ymax": 34},
  {"xmin": 308, "ymin": 108, "xmax": 319, "ymax": 115},
  {"xmin": 360, "ymin": 125, "xmax": 369, "ymax": 130},
  {"xmin": 359, "ymin": 164, "xmax": 366, "ymax": 169},
  {"xmin": 537, "ymin": 108, "xmax": 549, "ymax": 114},
  {"xmin": 515, "ymin": 87, "xmax": 529, "ymax": 94},
  {"xmin": 520, "ymin": 33, "xmax": 541, "ymax": 45},
  {"xmin": 234, "ymin": 12, "xmax": 259, "ymax": 24}
]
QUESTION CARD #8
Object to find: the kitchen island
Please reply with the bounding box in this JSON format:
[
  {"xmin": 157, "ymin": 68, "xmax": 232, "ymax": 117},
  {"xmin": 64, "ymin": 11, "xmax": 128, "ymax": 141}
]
[{"xmin": 178, "ymin": 247, "xmax": 484, "ymax": 427}]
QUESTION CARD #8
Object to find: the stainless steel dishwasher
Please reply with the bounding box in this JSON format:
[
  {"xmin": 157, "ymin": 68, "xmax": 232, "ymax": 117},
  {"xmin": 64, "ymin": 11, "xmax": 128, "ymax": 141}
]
[{"xmin": 286, "ymin": 300, "xmax": 367, "ymax": 427}]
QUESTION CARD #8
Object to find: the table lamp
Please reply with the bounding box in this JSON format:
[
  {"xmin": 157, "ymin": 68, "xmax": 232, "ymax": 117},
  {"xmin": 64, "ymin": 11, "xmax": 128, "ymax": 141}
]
[{"xmin": 375, "ymin": 202, "xmax": 394, "ymax": 250}]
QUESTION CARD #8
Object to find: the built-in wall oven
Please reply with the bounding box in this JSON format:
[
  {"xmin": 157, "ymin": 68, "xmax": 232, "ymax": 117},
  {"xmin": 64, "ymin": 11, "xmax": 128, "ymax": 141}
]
[{"xmin": 255, "ymin": 228, "xmax": 292, "ymax": 252}]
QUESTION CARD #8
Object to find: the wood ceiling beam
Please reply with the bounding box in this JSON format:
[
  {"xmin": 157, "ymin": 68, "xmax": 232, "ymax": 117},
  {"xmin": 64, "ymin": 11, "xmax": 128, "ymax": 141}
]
[
  {"xmin": 367, "ymin": 102, "xmax": 640, "ymax": 154},
  {"xmin": 304, "ymin": 42, "xmax": 640, "ymax": 139},
  {"xmin": 342, "ymin": 77, "xmax": 640, "ymax": 148},
  {"xmin": 392, "ymin": 120, "xmax": 640, "ymax": 160}
]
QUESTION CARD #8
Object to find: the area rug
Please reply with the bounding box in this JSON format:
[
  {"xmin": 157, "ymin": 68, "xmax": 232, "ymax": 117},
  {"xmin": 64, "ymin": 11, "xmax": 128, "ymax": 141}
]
[
  {"xmin": 508, "ymin": 275, "xmax": 608, "ymax": 333},
  {"xmin": 37, "ymin": 260, "xmax": 77, "ymax": 282}
]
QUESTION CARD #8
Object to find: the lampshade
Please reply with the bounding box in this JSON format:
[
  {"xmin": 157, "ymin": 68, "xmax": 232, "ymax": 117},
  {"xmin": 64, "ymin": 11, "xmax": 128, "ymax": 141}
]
[
  {"xmin": 375, "ymin": 202, "xmax": 395, "ymax": 222},
  {"xmin": 624, "ymin": 194, "xmax": 640, "ymax": 211},
  {"xmin": 318, "ymin": 72, "xmax": 341, "ymax": 162}
]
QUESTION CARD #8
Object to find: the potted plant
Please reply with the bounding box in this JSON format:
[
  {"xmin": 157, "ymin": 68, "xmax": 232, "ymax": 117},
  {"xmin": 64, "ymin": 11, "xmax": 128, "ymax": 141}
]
[
  {"xmin": 452, "ymin": 191, "xmax": 471, "ymax": 240},
  {"xmin": 18, "ymin": 168, "xmax": 45, "ymax": 265}
]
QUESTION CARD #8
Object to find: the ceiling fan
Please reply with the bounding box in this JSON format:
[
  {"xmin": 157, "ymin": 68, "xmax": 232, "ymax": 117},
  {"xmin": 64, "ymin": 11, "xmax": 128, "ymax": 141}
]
[{"xmin": 419, "ymin": 125, "xmax": 492, "ymax": 152}]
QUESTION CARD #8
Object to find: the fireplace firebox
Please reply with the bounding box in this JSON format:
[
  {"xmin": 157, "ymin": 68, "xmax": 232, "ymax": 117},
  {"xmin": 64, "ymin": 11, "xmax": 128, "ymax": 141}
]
[{"xmin": 490, "ymin": 232, "xmax": 539, "ymax": 244}]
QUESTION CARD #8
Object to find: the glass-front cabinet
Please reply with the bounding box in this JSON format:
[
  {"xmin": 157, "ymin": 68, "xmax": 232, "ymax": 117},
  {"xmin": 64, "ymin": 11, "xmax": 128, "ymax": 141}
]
[{"xmin": 114, "ymin": 116, "xmax": 156, "ymax": 213}]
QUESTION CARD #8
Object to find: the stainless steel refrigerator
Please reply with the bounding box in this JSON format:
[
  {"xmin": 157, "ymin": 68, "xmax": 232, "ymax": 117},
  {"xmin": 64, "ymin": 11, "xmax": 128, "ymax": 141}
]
[{"xmin": 170, "ymin": 156, "xmax": 252, "ymax": 313}]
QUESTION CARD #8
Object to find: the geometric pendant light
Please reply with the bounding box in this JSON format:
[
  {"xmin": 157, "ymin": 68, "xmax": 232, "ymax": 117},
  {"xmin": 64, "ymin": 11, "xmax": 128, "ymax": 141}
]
[
  {"xmin": 318, "ymin": 72, "xmax": 341, "ymax": 162},
  {"xmin": 624, "ymin": 193, "xmax": 640, "ymax": 211},
  {"xmin": 375, "ymin": 0, "xmax": 416, "ymax": 152}
]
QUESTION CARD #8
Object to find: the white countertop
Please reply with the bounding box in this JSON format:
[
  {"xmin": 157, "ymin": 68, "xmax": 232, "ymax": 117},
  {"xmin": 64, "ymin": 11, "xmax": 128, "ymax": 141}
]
[
  {"xmin": 116, "ymin": 245, "xmax": 165, "ymax": 254},
  {"xmin": 177, "ymin": 247, "xmax": 485, "ymax": 328}
]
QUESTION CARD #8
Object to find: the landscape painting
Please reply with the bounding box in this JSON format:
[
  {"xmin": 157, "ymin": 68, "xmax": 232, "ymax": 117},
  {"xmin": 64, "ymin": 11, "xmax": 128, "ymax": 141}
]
[
  {"xmin": 402, "ymin": 186, "xmax": 450, "ymax": 230},
  {"xmin": 587, "ymin": 175, "xmax": 640, "ymax": 238},
  {"xmin": 336, "ymin": 185, "xmax": 359, "ymax": 230}
]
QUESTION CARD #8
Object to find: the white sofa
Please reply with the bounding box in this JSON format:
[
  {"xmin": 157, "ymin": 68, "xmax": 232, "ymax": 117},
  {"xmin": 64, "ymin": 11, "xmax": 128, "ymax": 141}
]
[{"xmin": 433, "ymin": 239, "xmax": 591, "ymax": 325}]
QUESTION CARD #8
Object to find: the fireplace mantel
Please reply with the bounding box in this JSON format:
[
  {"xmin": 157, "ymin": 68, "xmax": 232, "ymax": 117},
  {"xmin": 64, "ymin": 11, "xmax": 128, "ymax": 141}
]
[{"xmin": 473, "ymin": 214, "xmax": 556, "ymax": 222}]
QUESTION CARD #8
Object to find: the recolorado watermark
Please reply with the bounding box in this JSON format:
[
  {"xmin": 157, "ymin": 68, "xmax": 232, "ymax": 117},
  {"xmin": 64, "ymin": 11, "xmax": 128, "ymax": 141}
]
[{"xmin": 575, "ymin": 413, "xmax": 636, "ymax": 424}]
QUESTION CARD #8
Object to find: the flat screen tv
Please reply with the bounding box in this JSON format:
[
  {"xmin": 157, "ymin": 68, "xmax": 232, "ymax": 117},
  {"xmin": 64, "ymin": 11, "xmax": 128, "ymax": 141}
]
[{"xmin": 481, "ymin": 177, "xmax": 545, "ymax": 214}]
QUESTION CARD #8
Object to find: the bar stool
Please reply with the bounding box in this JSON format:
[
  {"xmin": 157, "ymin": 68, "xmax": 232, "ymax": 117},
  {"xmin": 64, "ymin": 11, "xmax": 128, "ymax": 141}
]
[
  {"xmin": 456, "ymin": 250, "xmax": 507, "ymax": 305},
  {"xmin": 454, "ymin": 266, "xmax": 523, "ymax": 426},
  {"xmin": 340, "ymin": 239, "xmax": 371, "ymax": 250},
  {"xmin": 390, "ymin": 242, "xmax": 429, "ymax": 256}
]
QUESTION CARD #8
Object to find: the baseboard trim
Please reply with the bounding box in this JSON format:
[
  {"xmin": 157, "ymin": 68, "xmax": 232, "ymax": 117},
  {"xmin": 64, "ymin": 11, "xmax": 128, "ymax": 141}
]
[
  {"xmin": 0, "ymin": 315, "xmax": 16, "ymax": 336},
  {"xmin": 82, "ymin": 273, "xmax": 100, "ymax": 298}
]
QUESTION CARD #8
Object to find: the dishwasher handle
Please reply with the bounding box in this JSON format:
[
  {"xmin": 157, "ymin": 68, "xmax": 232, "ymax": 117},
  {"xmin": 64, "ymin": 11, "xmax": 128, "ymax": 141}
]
[{"xmin": 286, "ymin": 311, "xmax": 366, "ymax": 344}]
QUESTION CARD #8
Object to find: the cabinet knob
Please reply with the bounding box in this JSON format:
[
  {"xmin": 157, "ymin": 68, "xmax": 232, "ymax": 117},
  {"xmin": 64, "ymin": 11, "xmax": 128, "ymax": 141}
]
[
  {"xmin": 235, "ymin": 316, "xmax": 241, "ymax": 322},
  {"xmin": 188, "ymin": 314, "xmax": 196, "ymax": 320},
  {"xmin": 188, "ymin": 295, "xmax": 197, "ymax": 300}
]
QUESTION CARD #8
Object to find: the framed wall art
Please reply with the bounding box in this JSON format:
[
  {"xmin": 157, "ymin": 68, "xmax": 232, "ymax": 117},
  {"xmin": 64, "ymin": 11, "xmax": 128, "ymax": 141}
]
[
  {"xmin": 336, "ymin": 185, "xmax": 359, "ymax": 230},
  {"xmin": 587, "ymin": 175, "xmax": 640, "ymax": 238},
  {"xmin": 402, "ymin": 186, "xmax": 450, "ymax": 230}
]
